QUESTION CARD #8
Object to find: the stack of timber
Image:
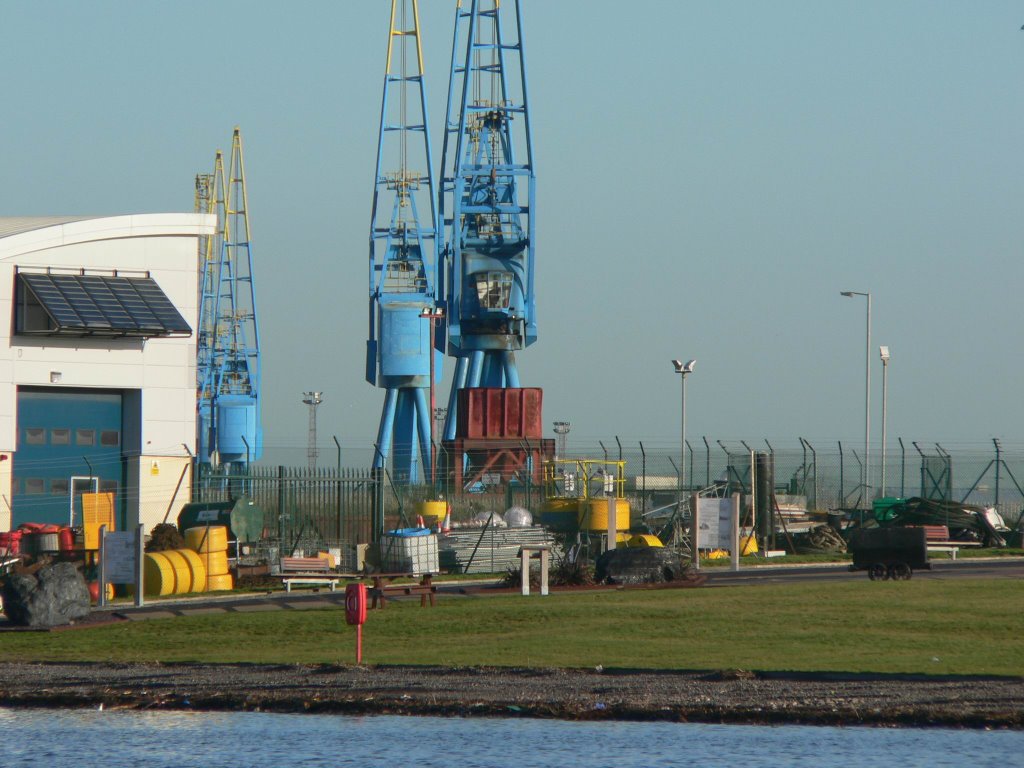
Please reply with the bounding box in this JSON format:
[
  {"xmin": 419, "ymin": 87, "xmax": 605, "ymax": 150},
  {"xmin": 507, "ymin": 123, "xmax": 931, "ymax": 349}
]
[{"xmin": 439, "ymin": 525, "xmax": 558, "ymax": 574}]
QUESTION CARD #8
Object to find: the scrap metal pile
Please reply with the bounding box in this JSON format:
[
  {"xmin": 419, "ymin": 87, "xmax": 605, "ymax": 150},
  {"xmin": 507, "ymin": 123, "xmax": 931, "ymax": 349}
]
[
  {"xmin": 876, "ymin": 497, "xmax": 1009, "ymax": 547},
  {"xmin": 439, "ymin": 524, "xmax": 557, "ymax": 575}
]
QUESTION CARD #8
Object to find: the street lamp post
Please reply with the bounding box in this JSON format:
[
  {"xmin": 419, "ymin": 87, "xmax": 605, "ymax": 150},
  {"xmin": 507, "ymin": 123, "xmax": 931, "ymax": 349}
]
[
  {"xmin": 879, "ymin": 345, "xmax": 890, "ymax": 497},
  {"xmin": 420, "ymin": 307, "xmax": 445, "ymax": 487},
  {"xmin": 840, "ymin": 291, "xmax": 871, "ymax": 503},
  {"xmin": 672, "ymin": 359, "xmax": 696, "ymax": 498}
]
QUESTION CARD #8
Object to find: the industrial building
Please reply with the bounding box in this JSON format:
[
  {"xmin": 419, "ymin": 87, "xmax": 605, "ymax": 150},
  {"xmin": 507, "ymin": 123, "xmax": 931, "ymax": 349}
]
[{"xmin": 0, "ymin": 213, "xmax": 214, "ymax": 533}]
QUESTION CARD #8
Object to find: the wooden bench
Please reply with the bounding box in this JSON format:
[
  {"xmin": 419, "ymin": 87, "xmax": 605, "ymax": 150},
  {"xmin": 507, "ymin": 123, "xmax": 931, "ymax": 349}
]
[
  {"xmin": 367, "ymin": 572, "xmax": 436, "ymax": 609},
  {"xmin": 280, "ymin": 556, "xmax": 340, "ymax": 592},
  {"xmin": 920, "ymin": 525, "xmax": 965, "ymax": 560}
]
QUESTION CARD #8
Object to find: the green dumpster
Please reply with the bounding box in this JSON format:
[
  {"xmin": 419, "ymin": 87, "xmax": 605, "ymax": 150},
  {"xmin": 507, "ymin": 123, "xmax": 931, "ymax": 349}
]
[
  {"xmin": 177, "ymin": 496, "xmax": 265, "ymax": 544},
  {"xmin": 872, "ymin": 496, "xmax": 905, "ymax": 523}
]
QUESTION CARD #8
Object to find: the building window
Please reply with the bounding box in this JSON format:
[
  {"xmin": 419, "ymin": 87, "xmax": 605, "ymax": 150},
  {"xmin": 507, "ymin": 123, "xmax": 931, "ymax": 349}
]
[
  {"xmin": 76, "ymin": 429, "xmax": 95, "ymax": 446},
  {"xmin": 100, "ymin": 430, "xmax": 120, "ymax": 447},
  {"xmin": 51, "ymin": 428, "xmax": 70, "ymax": 446},
  {"xmin": 25, "ymin": 428, "xmax": 45, "ymax": 446},
  {"xmin": 51, "ymin": 479, "xmax": 69, "ymax": 495},
  {"xmin": 474, "ymin": 271, "xmax": 513, "ymax": 310},
  {"xmin": 24, "ymin": 478, "xmax": 44, "ymax": 494}
]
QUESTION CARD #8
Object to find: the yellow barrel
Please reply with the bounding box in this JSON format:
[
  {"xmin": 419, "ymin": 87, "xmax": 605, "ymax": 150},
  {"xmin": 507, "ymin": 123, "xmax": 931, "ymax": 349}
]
[
  {"xmin": 198, "ymin": 549, "xmax": 229, "ymax": 577},
  {"xmin": 628, "ymin": 533, "xmax": 664, "ymax": 548},
  {"xmin": 175, "ymin": 548, "xmax": 208, "ymax": 593},
  {"xmin": 160, "ymin": 550, "xmax": 194, "ymax": 594},
  {"xmin": 538, "ymin": 498, "xmax": 580, "ymax": 532},
  {"xmin": 579, "ymin": 499, "xmax": 631, "ymax": 532},
  {"xmin": 206, "ymin": 572, "xmax": 234, "ymax": 592},
  {"xmin": 143, "ymin": 552, "xmax": 176, "ymax": 596},
  {"xmin": 184, "ymin": 525, "xmax": 229, "ymax": 553},
  {"xmin": 416, "ymin": 500, "xmax": 448, "ymax": 526},
  {"xmin": 740, "ymin": 535, "xmax": 758, "ymax": 555}
]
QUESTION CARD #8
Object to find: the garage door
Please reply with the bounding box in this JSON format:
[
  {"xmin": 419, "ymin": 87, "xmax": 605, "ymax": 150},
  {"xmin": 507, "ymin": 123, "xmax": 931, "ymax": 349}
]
[{"xmin": 13, "ymin": 388, "xmax": 123, "ymax": 527}]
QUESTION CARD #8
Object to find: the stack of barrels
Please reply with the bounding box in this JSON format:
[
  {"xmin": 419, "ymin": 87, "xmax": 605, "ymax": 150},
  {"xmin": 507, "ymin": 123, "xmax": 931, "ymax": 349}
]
[
  {"xmin": 142, "ymin": 549, "xmax": 207, "ymax": 597},
  {"xmin": 184, "ymin": 525, "xmax": 233, "ymax": 592}
]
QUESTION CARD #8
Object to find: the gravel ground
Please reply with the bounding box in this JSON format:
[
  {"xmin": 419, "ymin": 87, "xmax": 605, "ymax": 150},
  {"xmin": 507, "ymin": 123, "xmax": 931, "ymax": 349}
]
[{"xmin": 0, "ymin": 661, "xmax": 1020, "ymax": 728}]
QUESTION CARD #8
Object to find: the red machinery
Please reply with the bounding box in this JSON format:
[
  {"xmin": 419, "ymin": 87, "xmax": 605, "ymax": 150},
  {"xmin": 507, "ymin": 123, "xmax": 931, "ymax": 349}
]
[{"xmin": 442, "ymin": 388, "xmax": 554, "ymax": 491}]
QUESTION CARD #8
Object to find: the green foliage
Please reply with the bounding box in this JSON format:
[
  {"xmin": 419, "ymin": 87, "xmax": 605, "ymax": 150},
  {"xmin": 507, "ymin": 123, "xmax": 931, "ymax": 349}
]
[{"xmin": 1, "ymin": 579, "xmax": 1021, "ymax": 676}]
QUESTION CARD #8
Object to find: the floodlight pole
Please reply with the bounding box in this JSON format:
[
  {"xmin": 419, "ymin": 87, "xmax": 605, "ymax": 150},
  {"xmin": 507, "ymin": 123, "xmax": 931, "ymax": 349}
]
[
  {"xmin": 841, "ymin": 291, "xmax": 871, "ymax": 503},
  {"xmin": 672, "ymin": 359, "xmax": 696, "ymax": 510}
]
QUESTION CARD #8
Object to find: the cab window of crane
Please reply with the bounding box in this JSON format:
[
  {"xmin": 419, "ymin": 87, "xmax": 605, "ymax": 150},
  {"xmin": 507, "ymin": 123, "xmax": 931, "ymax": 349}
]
[{"xmin": 474, "ymin": 272, "xmax": 512, "ymax": 310}]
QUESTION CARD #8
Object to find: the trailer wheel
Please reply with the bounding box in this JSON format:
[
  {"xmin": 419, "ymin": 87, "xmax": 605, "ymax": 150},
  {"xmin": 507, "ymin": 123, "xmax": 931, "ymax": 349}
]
[
  {"xmin": 868, "ymin": 562, "xmax": 888, "ymax": 581},
  {"xmin": 888, "ymin": 562, "xmax": 912, "ymax": 581}
]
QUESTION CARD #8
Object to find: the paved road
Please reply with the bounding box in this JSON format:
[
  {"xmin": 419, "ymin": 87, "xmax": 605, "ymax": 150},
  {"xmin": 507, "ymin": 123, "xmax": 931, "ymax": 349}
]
[
  {"xmin": 82, "ymin": 557, "xmax": 1020, "ymax": 624},
  {"xmin": 702, "ymin": 557, "xmax": 1024, "ymax": 586}
]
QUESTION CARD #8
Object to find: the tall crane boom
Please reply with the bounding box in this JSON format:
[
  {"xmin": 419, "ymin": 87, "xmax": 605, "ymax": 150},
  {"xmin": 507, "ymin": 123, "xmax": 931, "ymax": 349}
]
[
  {"xmin": 200, "ymin": 127, "xmax": 262, "ymax": 467},
  {"xmin": 196, "ymin": 152, "xmax": 226, "ymax": 463},
  {"xmin": 367, "ymin": 0, "xmax": 441, "ymax": 483},
  {"xmin": 440, "ymin": 0, "xmax": 537, "ymax": 441}
]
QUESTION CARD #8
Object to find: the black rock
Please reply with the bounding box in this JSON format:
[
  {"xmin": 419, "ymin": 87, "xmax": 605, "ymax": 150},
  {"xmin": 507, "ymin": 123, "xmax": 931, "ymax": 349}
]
[
  {"xmin": 2, "ymin": 561, "xmax": 91, "ymax": 627},
  {"xmin": 595, "ymin": 547, "xmax": 691, "ymax": 585}
]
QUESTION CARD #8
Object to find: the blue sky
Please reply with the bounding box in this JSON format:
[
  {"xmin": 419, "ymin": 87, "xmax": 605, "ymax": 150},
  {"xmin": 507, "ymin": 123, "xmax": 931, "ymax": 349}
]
[{"xmin": 2, "ymin": 2, "xmax": 1023, "ymax": 461}]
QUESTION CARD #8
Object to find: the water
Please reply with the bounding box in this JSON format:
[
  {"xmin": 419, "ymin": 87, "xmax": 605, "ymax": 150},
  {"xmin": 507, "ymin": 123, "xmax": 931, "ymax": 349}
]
[{"xmin": 0, "ymin": 709, "xmax": 1019, "ymax": 768}]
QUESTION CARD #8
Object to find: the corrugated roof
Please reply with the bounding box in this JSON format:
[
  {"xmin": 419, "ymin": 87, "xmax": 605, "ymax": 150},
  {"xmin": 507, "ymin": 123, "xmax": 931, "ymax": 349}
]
[{"xmin": 0, "ymin": 216, "xmax": 92, "ymax": 238}]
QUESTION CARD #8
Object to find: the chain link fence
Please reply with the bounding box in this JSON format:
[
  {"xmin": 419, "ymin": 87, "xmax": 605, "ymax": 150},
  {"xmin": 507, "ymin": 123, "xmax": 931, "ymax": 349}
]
[{"xmin": 194, "ymin": 438, "xmax": 1024, "ymax": 568}]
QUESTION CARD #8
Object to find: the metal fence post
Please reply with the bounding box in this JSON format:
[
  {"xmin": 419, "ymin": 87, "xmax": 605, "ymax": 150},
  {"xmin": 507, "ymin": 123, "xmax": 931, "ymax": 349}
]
[
  {"xmin": 276, "ymin": 465, "xmax": 286, "ymax": 550},
  {"xmin": 994, "ymin": 438, "xmax": 1001, "ymax": 507},
  {"xmin": 898, "ymin": 437, "xmax": 905, "ymax": 497},
  {"xmin": 639, "ymin": 441, "xmax": 646, "ymax": 514},
  {"xmin": 703, "ymin": 436, "xmax": 710, "ymax": 487},
  {"xmin": 838, "ymin": 441, "xmax": 844, "ymax": 508}
]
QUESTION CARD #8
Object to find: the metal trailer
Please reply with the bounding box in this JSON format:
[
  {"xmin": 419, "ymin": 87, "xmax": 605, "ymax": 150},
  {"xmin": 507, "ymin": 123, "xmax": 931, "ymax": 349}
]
[{"xmin": 848, "ymin": 526, "xmax": 930, "ymax": 581}]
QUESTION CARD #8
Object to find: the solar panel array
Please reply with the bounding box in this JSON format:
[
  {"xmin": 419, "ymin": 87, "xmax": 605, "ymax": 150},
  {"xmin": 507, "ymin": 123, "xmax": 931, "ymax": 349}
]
[{"xmin": 18, "ymin": 272, "xmax": 191, "ymax": 337}]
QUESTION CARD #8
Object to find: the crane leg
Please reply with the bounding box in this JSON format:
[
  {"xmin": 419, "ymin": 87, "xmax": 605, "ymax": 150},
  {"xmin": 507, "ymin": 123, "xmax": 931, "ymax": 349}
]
[
  {"xmin": 393, "ymin": 390, "xmax": 420, "ymax": 484},
  {"xmin": 413, "ymin": 386, "xmax": 432, "ymax": 480},
  {"xmin": 501, "ymin": 351, "xmax": 520, "ymax": 388},
  {"xmin": 373, "ymin": 388, "xmax": 400, "ymax": 469},
  {"xmin": 443, "ymin": 355, "xmax": 469, "ymax": 441},
  {"xmin": 468, "ymin": 350, "xmax": 485, "ymax": 388}
]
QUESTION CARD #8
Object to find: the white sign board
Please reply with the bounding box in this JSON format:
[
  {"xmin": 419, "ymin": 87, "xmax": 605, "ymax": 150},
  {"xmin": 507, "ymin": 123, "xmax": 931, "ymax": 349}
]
[
  {"xmin": 103, "ymin": 531, "xmax": 139, "ymax": 584},
  {"xmin": 695, "ymin": 498, "xmax": 733, "ymax": 550}
]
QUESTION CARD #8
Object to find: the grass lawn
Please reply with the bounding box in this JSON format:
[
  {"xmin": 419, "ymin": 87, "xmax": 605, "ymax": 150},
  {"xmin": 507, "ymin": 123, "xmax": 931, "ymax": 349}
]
[{"xmin": 1, "ymin": 578, "xmax": 1021, "ymax": 677}]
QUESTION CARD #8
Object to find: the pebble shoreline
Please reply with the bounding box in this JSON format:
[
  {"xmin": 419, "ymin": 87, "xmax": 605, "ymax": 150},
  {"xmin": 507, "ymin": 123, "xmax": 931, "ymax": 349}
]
[{"xmin": 0, "ymin": 662, "xmax": 1021, "ymax": 729}]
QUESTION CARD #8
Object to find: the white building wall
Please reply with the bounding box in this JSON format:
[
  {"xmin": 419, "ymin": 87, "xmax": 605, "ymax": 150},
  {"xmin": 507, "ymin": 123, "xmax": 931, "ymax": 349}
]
[{"xmin": 0, "ymin": 214, "xmax": 213, "ymax": 532}]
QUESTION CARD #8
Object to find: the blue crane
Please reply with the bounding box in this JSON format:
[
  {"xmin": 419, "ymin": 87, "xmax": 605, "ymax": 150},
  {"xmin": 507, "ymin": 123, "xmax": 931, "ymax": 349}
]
[
  {"xmin": 439, "ymin": 0, "xmax": 537, "ymax": 441},
  {"xmin": 367, "ymin": 0, "xmax": 441, "ymax": 483},
  {"xmin": 195, "ymin": 151, "xmax": 226, "ymax": 464},
  {"xmin": 198, "ymin": 127, "xmax": 262, "ymax": 469}
]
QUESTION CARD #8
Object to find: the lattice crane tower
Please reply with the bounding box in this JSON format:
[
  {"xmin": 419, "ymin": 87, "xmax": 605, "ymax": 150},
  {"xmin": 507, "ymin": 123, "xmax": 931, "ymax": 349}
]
[
  {"xmin": 195, "ymin": 151, "xmax": 227, "ymax": 464},
  {"xmin": 439, "ymin": 0, "xmax": 538, "ymax": 440},
  {"xmin": 200, "ymin": 127, "xmax": 263, "ymax": 468},
  {"xmin": 367, "ymin": 0, "xmax": 441, "ymax": 483}
]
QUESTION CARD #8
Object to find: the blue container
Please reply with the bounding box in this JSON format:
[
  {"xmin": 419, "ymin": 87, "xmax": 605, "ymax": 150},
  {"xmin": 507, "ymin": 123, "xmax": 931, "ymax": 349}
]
[
  {"xmin": 216, "ymin": 395, "xmax": 261, "ymax": 461},
  {"xmin": 386, "ymin": 527, "xmax": 432, "ymax": 538}
]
